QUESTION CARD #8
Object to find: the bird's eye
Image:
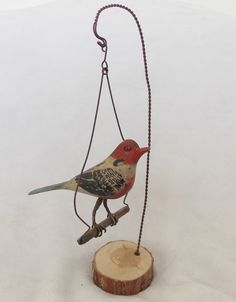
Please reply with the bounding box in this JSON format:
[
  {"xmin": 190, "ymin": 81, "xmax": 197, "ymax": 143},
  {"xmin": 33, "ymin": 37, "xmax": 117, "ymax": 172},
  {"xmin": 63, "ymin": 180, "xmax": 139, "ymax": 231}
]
[{"xmin": 124, "ymin": 145, "xmax": 132, "ymax": 152}]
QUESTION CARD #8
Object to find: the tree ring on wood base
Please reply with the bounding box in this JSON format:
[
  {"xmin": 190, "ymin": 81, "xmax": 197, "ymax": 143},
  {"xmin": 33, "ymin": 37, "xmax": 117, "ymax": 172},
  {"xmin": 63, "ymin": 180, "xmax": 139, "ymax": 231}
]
[{"xmin": 92, "ymin": 240, "xmax": 154, "ymax": 295}]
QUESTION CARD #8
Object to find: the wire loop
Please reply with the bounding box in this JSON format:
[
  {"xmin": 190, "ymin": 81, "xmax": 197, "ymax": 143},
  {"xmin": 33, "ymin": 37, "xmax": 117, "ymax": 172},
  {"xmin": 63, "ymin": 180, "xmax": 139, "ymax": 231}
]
[{"xmin": 101, "ymin": 61, "xmax": 108, "ymax": 74}]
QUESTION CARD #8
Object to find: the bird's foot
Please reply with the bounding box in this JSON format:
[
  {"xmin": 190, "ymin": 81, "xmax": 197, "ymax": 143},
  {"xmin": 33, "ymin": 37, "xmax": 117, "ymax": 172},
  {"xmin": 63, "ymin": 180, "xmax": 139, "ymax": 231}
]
[
  {"xmin": 107, "ymin": 213, "xmax": 118, "ymax": 226},
  {"xmin": 92, "ymin": 223, "xmax": 106, "ymax": 237}
]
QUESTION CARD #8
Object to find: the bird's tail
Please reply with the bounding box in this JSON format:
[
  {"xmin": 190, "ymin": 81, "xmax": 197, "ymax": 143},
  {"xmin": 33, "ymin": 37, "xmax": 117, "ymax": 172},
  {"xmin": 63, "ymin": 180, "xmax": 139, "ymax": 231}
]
[{"xmin": 28, "ymin": 181, "xmax": 67, "ymax": 195}]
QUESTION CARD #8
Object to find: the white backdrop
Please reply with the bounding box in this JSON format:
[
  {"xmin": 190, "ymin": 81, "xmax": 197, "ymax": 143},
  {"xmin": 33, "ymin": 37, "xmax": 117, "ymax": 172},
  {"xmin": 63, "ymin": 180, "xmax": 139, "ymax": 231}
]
[{"xmin": 0, "ymin": 1, "xmax": 235, "ymax": 301}]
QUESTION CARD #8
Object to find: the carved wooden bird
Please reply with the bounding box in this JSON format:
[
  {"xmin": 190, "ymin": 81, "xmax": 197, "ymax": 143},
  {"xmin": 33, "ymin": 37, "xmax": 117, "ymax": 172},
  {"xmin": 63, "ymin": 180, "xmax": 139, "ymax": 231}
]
[{"xmin": 29, "ymin": 139, "xmax": 149, "ymax": 235}]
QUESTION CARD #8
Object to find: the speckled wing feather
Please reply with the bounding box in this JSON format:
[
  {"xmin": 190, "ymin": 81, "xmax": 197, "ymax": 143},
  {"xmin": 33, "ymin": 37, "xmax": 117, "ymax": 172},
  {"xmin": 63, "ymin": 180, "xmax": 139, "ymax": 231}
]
[{"xmin": 76, "ymin": 168, "xmax": 125, "ymax": 197}]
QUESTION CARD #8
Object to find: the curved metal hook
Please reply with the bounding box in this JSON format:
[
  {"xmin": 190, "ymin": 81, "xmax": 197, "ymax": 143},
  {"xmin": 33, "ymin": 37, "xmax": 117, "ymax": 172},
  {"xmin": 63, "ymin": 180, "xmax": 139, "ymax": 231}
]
[
  {"xmin": 93, "ymin": 22, "xmax": 107, "ymax": 52},
  {"xmin": 92, "ymin": 4, "xmax": 139, "ymax": 55},
  {"xmin": 93, "ymin": 7, "xmax": 108, "ymax": 52}
]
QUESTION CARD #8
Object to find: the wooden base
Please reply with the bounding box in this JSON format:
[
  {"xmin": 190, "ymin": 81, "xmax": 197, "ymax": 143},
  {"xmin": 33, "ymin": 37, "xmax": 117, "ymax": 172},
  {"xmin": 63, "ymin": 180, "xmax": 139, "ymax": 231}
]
[{"xmin": 92, "ymin": 240, "xmax": 154, "ymax": 295}]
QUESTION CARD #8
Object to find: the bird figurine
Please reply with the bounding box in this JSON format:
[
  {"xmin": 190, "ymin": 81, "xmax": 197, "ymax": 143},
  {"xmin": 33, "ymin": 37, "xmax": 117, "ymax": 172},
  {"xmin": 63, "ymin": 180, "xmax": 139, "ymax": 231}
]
[{"xmin": 29, "ymin": 139, "xmax": 149, "ymax": 236}]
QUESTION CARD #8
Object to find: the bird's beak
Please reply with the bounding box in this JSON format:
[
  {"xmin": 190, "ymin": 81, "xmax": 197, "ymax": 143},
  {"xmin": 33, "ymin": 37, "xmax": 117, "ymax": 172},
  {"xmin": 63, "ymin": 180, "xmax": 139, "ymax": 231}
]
[{"xmin": 138, "ymin": 147, "xmax": 150, "ymax": 157}]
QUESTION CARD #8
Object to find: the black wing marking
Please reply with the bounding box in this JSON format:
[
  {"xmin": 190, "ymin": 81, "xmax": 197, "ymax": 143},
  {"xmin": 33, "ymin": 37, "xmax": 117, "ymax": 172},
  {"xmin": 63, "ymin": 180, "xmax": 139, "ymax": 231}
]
[
  {"xmin": 113, "ymin": 159, "xmax": 124, "ymax": 166},
  {"xmin": 76, "ymin": 168, "xmax": 125, "ymax": 197}
]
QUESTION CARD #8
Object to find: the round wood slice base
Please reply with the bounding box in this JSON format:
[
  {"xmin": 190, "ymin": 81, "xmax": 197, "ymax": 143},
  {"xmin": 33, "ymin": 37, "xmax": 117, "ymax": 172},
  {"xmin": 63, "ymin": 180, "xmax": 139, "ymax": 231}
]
[{"xmin": 92, "ymin": 240, "xmax": 154, "ymax": 295}]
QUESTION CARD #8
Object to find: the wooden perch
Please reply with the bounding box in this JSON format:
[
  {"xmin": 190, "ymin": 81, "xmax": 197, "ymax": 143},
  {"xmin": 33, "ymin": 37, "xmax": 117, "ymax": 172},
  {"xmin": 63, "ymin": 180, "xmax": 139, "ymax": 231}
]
[{"xmin": 78, "ymin": 206, "xmax": 130, "ymax": 245}]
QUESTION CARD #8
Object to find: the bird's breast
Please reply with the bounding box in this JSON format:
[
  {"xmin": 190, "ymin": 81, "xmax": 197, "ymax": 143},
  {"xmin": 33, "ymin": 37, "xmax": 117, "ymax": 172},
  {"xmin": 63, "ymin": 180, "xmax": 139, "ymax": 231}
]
[
  {"xmin": 105, "ymin": 162, "xmax": 136, "ymax": 199},
  {"xmin": 113, "ymin": 160, "xmax": 135, "ymax": 178},
  {"xmin": 108, "ymin": 175, "xmax": 135, "ymax": 199}
]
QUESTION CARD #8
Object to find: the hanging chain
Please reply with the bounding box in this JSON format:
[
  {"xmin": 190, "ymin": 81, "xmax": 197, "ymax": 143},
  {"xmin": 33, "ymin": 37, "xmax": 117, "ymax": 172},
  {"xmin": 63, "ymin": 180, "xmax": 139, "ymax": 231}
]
[{"xmin": 93, "ymin": 4, "xmax": 152, "ymax": 256}]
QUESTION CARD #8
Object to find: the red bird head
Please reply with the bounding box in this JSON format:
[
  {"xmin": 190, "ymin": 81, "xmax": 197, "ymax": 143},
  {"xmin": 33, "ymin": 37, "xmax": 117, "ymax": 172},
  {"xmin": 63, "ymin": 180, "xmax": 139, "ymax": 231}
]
[{"xmin": 111, "ymin": 139, "xmax": 150, "ymax": 165}]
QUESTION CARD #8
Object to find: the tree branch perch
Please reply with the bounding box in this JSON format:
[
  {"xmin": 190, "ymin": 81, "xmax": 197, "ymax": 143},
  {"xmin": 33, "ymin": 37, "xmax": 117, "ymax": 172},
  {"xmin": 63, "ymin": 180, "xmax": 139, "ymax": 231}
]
[{"xmin": 78, "ymin": 206, "xmax": 130, "ymax": 245}]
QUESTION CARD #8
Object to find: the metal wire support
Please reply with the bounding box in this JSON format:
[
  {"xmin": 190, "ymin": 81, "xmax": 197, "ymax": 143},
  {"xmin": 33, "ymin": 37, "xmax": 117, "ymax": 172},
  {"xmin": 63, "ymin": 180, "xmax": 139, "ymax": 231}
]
[
  {"xmin": 93, "ymin": 4, "xmax": 152, "ymax": 256},
  {"xmin": 93, "ymin": 9, "xmax": 125, "ymax": 141},
  {"xmin": 73, "ymin": 4, "xmax": 126, "ymax": 229},
  {"xmin": 73, "ymin": 69, "xmax": 105, "ymax": 231}
]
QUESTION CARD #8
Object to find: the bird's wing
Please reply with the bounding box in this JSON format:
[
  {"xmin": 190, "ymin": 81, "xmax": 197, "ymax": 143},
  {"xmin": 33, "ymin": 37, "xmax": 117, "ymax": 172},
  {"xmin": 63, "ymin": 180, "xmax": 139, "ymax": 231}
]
[{"xmin": 75, "ymin": 168, "xmax": 125, "ymax": 197}]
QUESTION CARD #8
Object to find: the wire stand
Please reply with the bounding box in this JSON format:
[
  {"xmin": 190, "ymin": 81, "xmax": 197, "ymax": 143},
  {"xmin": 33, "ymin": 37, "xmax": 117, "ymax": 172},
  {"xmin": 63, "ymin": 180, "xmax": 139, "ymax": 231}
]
[
  {"xmin": 75, "ymin": 2, "xmax": 152, "ymax": 254},
  {"xmin": 93, "ymin": 4, "xmax": 152, "ymax": 256},
  {"xmin": 90, "ymin": 4, "xmax": 153, "ymax": 295}
]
